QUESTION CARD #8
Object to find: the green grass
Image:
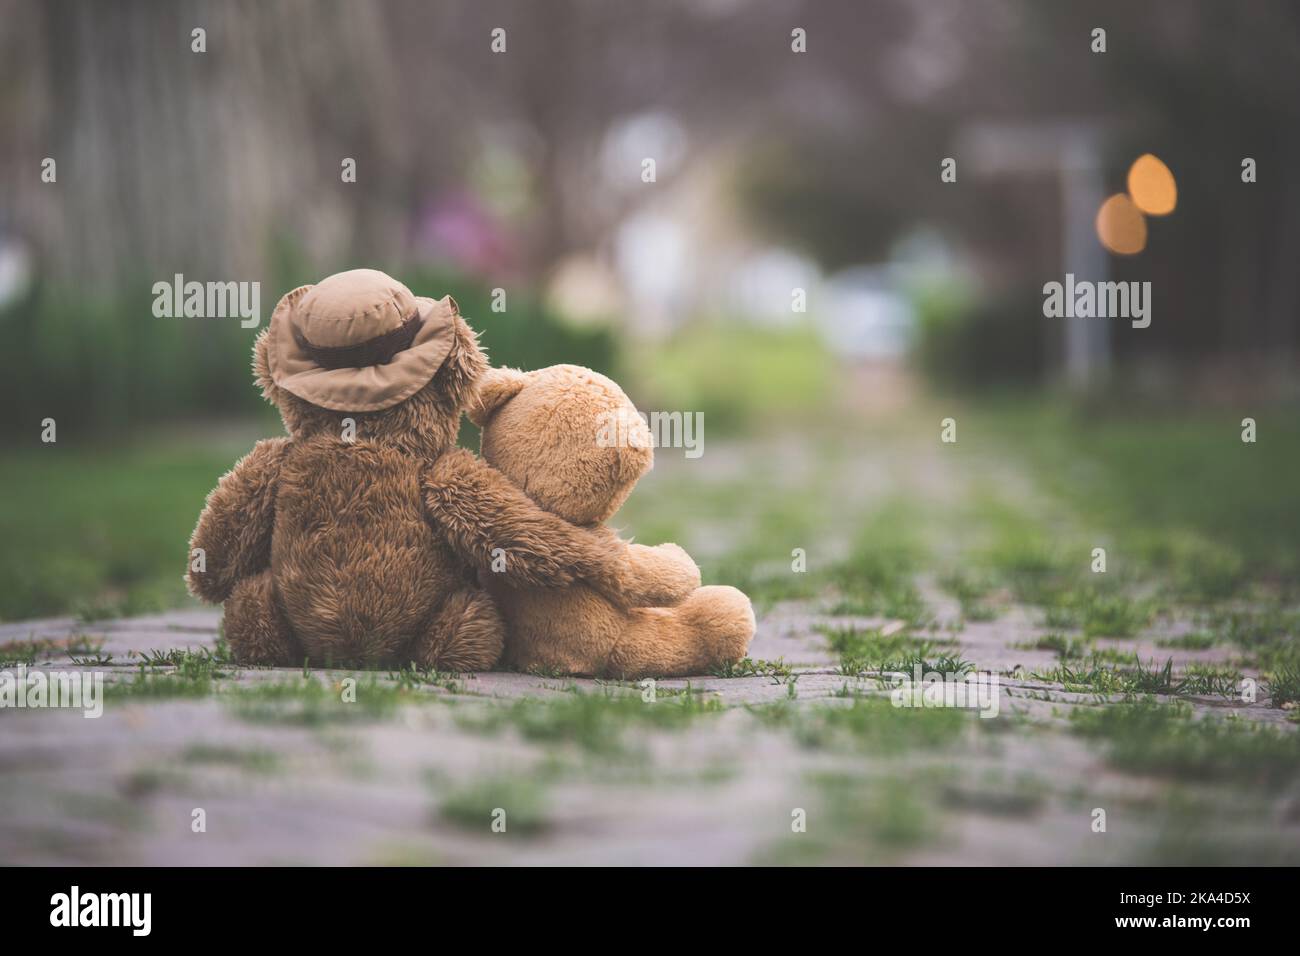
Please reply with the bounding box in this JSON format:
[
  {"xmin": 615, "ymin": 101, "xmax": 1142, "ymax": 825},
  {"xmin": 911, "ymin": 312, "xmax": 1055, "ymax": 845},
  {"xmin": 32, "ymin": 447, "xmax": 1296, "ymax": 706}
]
[
  {"xmin": 454, "ymin": 686, "xmax": 724, "ymax": 756},
  {"xmin": 939, "ymin": 773, "xmax": 1048, "ymax": 818},
  {"xmin": 1030, "ymin": 657, "xmax": 1242, "ymax": 699},
  {"xmin": 763, "ymin": 768, "xmax": 950, "ymax": 865},
  {"xmin": 939, "ymin": 570, "xmax": 1000, "ymax": 621},
  {"xmin": 101, "ymin": 661, "xmax": 440, "ymax": 726},
  {"xmin": 386, "ymin": 662, "xmax": 465, "ymax": 695},
  {"xmin": 105, "ymin": 657, "xmax": 228, "ymax": 701},
  {"xmin": 1141, "ymin": 791, "xmax": 1300, "ymax": 865},
  {"xmin": 632, "ymin": 319, "xmax": 833, "ymax": 433},
  {"xmin": 0, "ymin": 437, "xmax": 254, "ymax": 620},
  {"xmin": 1207, "ymin": 607, "xmax": 1300, "ymax": 675},
  {"xmin": 137, "ymin": 645, "xmax": 233, "ymax": 676},
  {"xmin": 709, "ymin": 657, "xmax": 796, "ymax": 683},
  {"xmin": 225, "ymin": 676, "xmax": 414, "ymax": 725},
  {"xmin": 1032, "ymin": 590, "xmax": 1155, "ymax": 637},
  {"xmin": 99, "ymin": 646, "xmax": 235, "ymax": 700},
  {"xmin": 1069, "ymin": 699, "xmax": 1300, "ymax": 789},
  {"xmin": 0, "ymin": 633, "xmax": 105, "ymax": 666},
  {"xmin": 1265, "ymin": 658, "xmax": 1300, "ymax": 707},
  {"xmin": 180, "ymin": 743, "xmax": 281, "ymax": 774},
  {"xmin": 1016, "ymin": 633, "xmax": 1090, "ymax": 659},
  {"xmin": 1071, "ymin": 590, "xmax": 1153, "ymax": 639},
  {"xmin": 987, "ymin": 404, "xmax": 1300, "ymax": 598},
  {"xmin": 1177, "ymin": 663, "xmax": 1245, "ymax": 698},
  {"xmin": 437, "ymin": 776, "xmax": 550, "ymax": 835},
  {"xmin": 816, "ymin": 629, "xmax": 961, "ymax": 681},
  {"xmin": 751, "ymin": 694, "xmax": 971, "ymax": 755},
  {"xmin": 822, "ymin": 773, "xmax": 935, "ymax": 847},
  {"xmin": 1157, "ymin": 631, "xmax": 1217, "ymax": 650},
  {"xmin": 1085, "ymin": 645, "xmax": 1140, "ymax": 666},
  {"xmin": 1122, "ymin": 657, "xmax": 1182, "ymax": 696},
  {"xmin": 828, "ymin": 503, "xmax": 931, "ymax": 625},
  {"xmin": 1030, "ymin": 662, "xmax": 1129, "ymax": 696}
]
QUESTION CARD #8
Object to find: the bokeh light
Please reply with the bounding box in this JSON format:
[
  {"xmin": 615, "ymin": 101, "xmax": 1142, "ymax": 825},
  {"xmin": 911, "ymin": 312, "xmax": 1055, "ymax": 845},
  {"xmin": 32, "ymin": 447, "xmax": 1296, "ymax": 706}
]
[
  {"xmin": 1096, "ymin": 193, "xmax": 1148, "ymax": 255},
  {"xmin": 1127, "ymin": 153, "xmax": 1177, "ymax": 215}
]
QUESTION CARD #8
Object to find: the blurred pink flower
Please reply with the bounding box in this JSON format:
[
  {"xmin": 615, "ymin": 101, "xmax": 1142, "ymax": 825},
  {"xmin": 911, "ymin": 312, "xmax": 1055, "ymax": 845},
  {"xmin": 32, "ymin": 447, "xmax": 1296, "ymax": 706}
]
[{"xmin": 413, "ymin": 190, "xmax": 516, "ymax": 277}]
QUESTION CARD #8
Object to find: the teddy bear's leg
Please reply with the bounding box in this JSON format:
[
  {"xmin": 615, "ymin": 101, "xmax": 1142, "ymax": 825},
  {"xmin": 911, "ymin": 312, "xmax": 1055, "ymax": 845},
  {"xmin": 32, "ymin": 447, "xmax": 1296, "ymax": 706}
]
[
  {"xmin": 415, "ymin": 588, "xmax": 505, "ymax": 672},
  {"xmin": 223, "ymin": 569, "xmax": 302, "ymax": 665},
  {"xmin": 605, "ymin": 585, "xmax": 756, "ymax": 679}
]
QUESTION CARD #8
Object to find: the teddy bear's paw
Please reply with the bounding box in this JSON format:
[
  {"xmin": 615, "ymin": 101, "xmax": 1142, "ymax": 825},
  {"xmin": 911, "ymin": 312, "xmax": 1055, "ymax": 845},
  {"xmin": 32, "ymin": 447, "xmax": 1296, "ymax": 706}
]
[
  {"xmin": 625, "ymin": 542, "xmax": 701, "ymax": 606},
  {"xmin": 224, "ymin": 572, "xmax": 302, "ymax": 665},
  {"xmin": 418, "ymin": 588, "xmax": 506, "ymax": 672},
  {"xmin": 684, "ymin": 585, "xmax": 756, "ymax": 664}
]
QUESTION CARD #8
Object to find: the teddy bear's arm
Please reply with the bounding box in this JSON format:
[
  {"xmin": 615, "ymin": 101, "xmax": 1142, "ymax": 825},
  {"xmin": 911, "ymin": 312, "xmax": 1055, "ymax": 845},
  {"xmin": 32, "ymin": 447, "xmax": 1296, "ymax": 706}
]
[
  {"xmin": 615, "ymin": 541, "xmax": 702, "ymax": 607},
  {"xmin": 186, "ymin": 438, "xmax": 289, "ymax": 604},
  {"xmin": 424, "ymin": 448, "xmax": 635, "ymax": 597}
]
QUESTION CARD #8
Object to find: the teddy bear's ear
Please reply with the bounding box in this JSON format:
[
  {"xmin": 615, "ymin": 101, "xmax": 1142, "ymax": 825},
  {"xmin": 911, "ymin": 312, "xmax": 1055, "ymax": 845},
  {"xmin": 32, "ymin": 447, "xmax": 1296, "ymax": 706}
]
[
  {"xmin": 251, "ymin": 327, "xmax": 276, "ymax": 401},
  {"xmin": 468, "ymin": 367, "xmax": 530, "ymax": 426}
]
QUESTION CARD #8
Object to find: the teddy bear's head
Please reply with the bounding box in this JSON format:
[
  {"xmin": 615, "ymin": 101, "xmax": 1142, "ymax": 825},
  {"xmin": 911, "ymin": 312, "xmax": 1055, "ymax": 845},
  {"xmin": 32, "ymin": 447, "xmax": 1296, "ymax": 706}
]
[
  {"xmin": 469, "ymin": 364, "xmax": 654, "ymax": 526},
  {"xmin": 253, "ymin": 269, "xmax": 487, "ymax": 455}
]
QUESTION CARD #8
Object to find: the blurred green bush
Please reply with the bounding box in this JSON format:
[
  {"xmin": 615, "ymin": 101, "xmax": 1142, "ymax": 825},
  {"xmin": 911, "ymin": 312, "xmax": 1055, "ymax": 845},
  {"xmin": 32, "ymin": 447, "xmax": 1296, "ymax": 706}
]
[
  {"xmin": 0, "ymin": 278, "xmax": 264, "ymax": 437},
  {"xmin": 401, "ymin": 266, "xmax": 617, "ymax": 378},
  {"xmin": 630, "ymin": 319, "xmax": 833, "ymax": 433},
  {"xmin": 911, "ymin": 283, "xmax": 1048, "ymax": 390},
  {"xmin": 0, "ymin": 263, "xmax": 617, "ymax": 438}
]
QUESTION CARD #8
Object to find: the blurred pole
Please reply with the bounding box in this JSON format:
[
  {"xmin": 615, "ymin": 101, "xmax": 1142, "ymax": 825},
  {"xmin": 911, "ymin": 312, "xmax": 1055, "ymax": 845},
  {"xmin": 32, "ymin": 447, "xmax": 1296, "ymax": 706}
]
[
  {"xmin": 1061, "ymin": 140, "xmax": 1110, "ymax": 389},
  {"xmin": 958, "ymin": 121, "xmax": 1112, "ymax": 390}
]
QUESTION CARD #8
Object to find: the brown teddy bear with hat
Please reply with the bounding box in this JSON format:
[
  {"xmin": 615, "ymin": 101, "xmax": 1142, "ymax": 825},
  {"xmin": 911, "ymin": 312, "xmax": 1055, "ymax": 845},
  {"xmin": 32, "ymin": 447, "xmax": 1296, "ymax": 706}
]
[
  {"xmin": 187, "ymin": 269, "xmax": 641, "ymax": 669},
  {"xmin": 424, "ymin": 364, "xmax": 756, "ymax": 677}
]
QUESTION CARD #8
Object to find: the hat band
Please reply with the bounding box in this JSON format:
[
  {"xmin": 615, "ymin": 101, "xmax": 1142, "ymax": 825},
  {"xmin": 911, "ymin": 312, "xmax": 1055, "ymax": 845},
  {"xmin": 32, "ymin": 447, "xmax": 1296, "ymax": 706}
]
[{"xmin": 292, "ymin": 312, "xmax": 424, "ymax": 369}]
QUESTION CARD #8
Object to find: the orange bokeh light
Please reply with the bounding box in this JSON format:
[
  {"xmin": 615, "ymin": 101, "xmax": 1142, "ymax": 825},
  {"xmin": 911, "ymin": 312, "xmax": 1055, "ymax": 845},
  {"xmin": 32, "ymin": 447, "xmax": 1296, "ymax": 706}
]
[
  {"xmin": 1127, "ymin": 153, "xmax": 1177, "ymax": 216},
  {"xmin": 1096, "ymin": 193, "xmax": 1148, "ymax": 255}
]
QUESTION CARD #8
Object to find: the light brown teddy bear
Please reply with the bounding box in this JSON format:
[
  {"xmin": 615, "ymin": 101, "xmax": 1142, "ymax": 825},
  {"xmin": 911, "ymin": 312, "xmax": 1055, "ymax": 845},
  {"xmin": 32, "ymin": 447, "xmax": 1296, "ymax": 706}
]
[
  {"xmin": 424, "ymin": 364, "xmax": 756, "ymax": 678},
  {"xmin": 187, "ymin": 270, "xmax": 646, "ymax": 670}
]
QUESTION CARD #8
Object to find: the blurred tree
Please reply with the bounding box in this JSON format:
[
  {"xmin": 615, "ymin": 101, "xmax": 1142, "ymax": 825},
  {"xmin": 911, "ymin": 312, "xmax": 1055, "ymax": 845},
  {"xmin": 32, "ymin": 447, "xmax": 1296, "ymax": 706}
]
[
  {"xmin": 1, "ymin": 0, "xmax": 1297, "ymax": 428},
  {"xmin": 3, "ymin": 0, "xmax": 411, "ymax": 287},
  {"xmin": 737, "ymin": 0, "xmax": 1300, "ymax": 382}
]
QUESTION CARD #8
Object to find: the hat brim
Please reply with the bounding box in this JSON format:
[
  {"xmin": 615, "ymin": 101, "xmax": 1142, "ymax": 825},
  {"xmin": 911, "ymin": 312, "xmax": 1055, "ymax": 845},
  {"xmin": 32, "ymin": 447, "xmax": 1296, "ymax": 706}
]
[{"xmin": 267, "ymin": 288, "xmax": 459, "ymax": 412}]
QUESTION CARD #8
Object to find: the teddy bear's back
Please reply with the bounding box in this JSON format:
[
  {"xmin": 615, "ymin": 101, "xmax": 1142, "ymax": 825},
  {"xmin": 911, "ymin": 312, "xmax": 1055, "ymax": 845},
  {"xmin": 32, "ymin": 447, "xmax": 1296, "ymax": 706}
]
[
  {"xmin": 486, "ymin": 578, "xmax": 628, "ymax": 674},
  {"xmin": 271, "ymin": 436, "xmax": 464, "ymax": 664}
]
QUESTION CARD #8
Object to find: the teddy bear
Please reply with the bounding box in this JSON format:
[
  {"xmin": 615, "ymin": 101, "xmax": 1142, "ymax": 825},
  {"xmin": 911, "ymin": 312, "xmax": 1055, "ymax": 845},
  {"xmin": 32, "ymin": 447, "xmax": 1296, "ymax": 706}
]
[
  {"xmin": 423, "ymin": 363, "xmax": 756, "ymax": 678},
  {"xmin": 187, "ymin": 270, "xmax": 644, "ymax": 670}
]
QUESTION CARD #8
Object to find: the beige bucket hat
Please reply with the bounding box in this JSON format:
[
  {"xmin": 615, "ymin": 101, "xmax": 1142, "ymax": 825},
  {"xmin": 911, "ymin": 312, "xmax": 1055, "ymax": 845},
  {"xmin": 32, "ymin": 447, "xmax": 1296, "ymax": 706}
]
[{"xmin": 266, "ymin": 268, "xmax": 460, "ymax": 412}]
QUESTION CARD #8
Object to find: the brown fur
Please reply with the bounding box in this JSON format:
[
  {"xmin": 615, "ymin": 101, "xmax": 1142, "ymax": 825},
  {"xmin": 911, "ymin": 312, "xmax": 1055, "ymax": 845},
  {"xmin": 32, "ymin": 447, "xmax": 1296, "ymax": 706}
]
[
  {"xmin": 187, "ymin": 302, "xmax": 506, "ymax": 669},
  {"xmin": 425, "ymin": 364, "xmax": 756, "ymax": 678}
]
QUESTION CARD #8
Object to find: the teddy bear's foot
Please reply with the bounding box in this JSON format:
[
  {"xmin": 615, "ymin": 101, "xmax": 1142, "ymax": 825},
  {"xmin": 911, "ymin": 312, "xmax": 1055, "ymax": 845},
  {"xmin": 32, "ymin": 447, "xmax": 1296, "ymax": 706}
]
[
  {"xmin": 416, "ymin": 588, "xmax": 505, "ymax": 672},
  {"xmin": 224, "ymin": 570, "xmax": 302, "ymax": 665},
  {"xmin": 679, "ymin": 584, "xmax": 756, "ymax": 666},
  {"xmin": 606, "ymin": 585, "xmax": 756, "ymax": 679}
]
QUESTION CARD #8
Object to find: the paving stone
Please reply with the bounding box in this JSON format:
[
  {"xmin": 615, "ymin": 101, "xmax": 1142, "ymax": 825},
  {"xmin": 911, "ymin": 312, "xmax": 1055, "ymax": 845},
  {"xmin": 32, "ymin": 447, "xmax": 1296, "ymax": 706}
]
[{"xmin": 2, "ymin": 600, "xmax": 1297, "ymax": 865}]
